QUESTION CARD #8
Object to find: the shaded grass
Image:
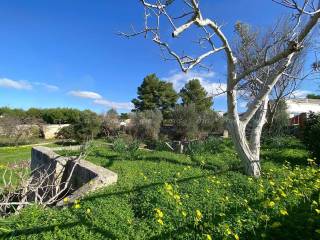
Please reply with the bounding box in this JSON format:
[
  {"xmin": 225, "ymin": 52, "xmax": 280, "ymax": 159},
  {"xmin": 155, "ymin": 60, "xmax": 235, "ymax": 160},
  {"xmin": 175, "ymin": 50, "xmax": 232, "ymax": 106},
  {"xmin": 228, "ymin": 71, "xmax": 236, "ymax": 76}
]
[{"xmin": 1, "ymin": 137, "xmax": 319, "ymax": 239}]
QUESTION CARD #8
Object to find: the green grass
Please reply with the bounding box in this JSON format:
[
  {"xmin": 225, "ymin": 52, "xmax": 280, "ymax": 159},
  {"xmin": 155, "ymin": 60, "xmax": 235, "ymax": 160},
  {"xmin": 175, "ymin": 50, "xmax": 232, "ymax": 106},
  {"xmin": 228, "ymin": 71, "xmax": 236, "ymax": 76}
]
[
  {"xmin": 1, "ymin": 138, "xmax": 320, "ymax": 239},
  {"xmin": 0, "ymin": 141, "xmax": 59, "ymax": 186}
]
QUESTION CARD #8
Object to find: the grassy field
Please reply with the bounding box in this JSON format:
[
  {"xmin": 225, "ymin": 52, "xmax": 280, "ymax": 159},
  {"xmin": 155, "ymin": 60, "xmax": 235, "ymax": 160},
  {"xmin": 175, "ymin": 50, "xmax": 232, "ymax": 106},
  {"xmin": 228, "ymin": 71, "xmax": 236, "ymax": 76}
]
[
  {"xmin": 0, "ymin": 141, "xmax": 59, "ymax": 186},
  {"xmin": 1, "ymin": 138, "xmax": 320, "ymax": 239}
]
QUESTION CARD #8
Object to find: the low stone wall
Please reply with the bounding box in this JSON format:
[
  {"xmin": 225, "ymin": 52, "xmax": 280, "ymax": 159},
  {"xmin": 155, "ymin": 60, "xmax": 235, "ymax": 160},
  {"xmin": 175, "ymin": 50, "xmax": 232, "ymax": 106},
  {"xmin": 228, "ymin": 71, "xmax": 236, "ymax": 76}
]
[{"xmin": 31, "ymin": 146, "xmax": 117, "ymax": 205}]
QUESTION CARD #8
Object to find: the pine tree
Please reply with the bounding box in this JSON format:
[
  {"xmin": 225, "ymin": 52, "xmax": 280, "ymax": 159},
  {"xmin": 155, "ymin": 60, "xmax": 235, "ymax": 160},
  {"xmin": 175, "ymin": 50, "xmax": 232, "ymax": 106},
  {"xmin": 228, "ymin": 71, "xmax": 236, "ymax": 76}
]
[
  {"xmin": 132, "ymin": 74, "xmax": 178, "ymax": 117},
  {"xmin": 179, "ymin": 79, "xmax": 213, "ymax": 112}
]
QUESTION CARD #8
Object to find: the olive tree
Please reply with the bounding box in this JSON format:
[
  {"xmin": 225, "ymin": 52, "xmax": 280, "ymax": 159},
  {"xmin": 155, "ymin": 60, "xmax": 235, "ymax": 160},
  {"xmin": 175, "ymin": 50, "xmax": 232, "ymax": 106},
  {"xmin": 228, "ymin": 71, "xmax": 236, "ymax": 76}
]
[{"xmin": 121, "ymin": 0, "xmax": 320, "ymax": 177}]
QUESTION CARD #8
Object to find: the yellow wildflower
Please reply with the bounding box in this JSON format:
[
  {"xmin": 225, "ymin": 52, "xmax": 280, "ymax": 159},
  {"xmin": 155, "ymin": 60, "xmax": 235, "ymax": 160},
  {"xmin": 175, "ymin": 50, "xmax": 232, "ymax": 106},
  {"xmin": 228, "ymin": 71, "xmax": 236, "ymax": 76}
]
[
  {"xmin": 205, "ymin": 234, "xmax": 212, "ymax": 240},
  {"xmin": 182, "ymin": 211, "xmax": 187, "ymax": 217},
  {"xmin": 63, "ymin": 197, "xmax": 69, "ymax": 203},
  {"xmin": 174, "ymin": 194, "xmax": 180, "ymax": 201},
  {"xmin": 157, "ymin": 219, "xmax": 164, "ymax": 225},
  {"xmin": 234, "ymin": 233, "xmax": 240, "ymax": 240},
  {"xmin": 155, "ymin": 208, "xmax": 164, "ymax": 218},
  {"xmin": 280, "ymin": 209, "xmax": 288, "ymax": 216},
  {"xmin": 195, "ymin": 209, "xmax": 203, "ymax": 221},
  {"xmin": 74, "ymin": 203, "xmax": 81, "ymax": 209},
  {"xmin": 164, "ymin": 183, "xmax": 173, "ymax": 191},
  {"xmin": 86, "ymin": 208, "xmax": 91, "ymax": 214},
  {"xmin": 225, "ymin": 227, "xmax": 232, "ymax": 235},
  {"xmin": 268, "ymin": 201, "xmax": 275, "ymax": 208},
  {"xmin": 260, "ymin": 214, "xmax": 270, "ymax": 221}
]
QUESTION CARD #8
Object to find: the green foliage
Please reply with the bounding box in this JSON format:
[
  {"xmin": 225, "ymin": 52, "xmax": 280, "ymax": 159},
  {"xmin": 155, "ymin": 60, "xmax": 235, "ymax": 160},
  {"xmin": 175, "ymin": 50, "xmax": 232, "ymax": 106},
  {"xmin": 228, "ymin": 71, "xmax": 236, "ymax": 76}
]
[
  {"xmin": 198, "ymin": 110, "xmax": 224, "ymax": 135},
  {"xmin": 179, "ymin": 79, "xmax": 213, "ymax": 112},
  {"xmin": 303, "ymin": 112, "xmax": 320, "ymax": 160},
  {"xmin": 72, "ymin": 110, "xmax": 101, "ymax": 143},
  {"xmin": 0, "ymin": 107, "xmax": 96, "ymax": 124},
  {"xmin": 132, "ymin": 74, "xmax": 178, "ymax": 117},
  {"xmin": 186, "ymin": 137, "xmax": 225, "ymax": 155},
  {"xmin": 56, "ymin": 125, "xmax": 75, "ymax": 140},
  {"xmin": 112, "ymin": 138, "xmax": 140, "ymax": 160},
  {"xmin": 172, "ymin": 104, "xmax": 198, "ymax": 140},
  {"xmin": 130, "ymin": 110, "xmax": 163, "ymax": 141},
  {"xmin": 307, "ymin": 94, "xmax": 320, "ymax": 99},
  {"xmin": 265, "ymin": 100, "xmax": 289, "ymax": 136},
  {"xmin": 41, "ymin": 108, "xmax": 82, "ymax": 124},
  {"xmin": 2, "ymin": 138, "xmax": 319, "ymax": 239}
]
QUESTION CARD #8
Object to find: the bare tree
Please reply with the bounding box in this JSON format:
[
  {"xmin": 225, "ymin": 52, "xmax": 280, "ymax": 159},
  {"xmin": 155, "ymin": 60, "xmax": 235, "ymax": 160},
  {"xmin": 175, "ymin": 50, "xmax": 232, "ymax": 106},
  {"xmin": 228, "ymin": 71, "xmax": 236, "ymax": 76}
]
[
  {"xmin": 120, "ymin": 0, "xmax": 320, "ymax": 177},
  {"xmin": 101, "ymin": 109, "xmax": 120, "ymax": 137},
  {"xmin": 0, "ymin": 115, "xmax": 43, "ymax": 146},
  {"xmin": 233, "ymin": 19, "xmax": 310, "ymax": 133},
  {"xmin": 0, "ymin": 147, "xmax": 90, "ymax": 216}
]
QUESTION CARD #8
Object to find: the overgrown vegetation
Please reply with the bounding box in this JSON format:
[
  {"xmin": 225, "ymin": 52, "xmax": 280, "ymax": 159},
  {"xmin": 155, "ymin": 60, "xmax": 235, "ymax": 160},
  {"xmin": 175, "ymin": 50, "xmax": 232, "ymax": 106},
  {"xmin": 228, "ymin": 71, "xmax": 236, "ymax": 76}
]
[
  {"xmin": 1, "ymin": 137, "xmax": 319, "ymax": 239},
  {"xmin": 303, "ymin": 112, "xmax": 320, "ymax": 161}
]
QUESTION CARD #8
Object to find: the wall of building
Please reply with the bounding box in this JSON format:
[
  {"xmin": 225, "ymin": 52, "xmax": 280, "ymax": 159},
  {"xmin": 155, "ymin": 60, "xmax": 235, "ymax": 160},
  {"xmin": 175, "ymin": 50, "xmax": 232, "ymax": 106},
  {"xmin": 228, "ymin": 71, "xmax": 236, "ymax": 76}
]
[{"xmin": 286, "ymin": 99, "xmax": 320, "ymax": 118}]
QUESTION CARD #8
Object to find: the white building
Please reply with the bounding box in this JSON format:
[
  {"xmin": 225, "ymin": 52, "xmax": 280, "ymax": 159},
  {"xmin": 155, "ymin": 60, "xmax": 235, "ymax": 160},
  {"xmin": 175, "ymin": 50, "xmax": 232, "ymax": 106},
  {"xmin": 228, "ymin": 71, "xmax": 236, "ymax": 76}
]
[{"xmin": 286, "ymin": 99, "xmax": 320, "ymax": 118}]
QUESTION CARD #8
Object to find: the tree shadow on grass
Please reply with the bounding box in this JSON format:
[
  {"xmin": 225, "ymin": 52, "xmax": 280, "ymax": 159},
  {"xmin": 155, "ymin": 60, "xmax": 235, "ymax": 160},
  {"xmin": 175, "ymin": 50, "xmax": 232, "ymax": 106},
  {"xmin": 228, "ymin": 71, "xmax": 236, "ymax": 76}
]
[
  {"xmin": 144, "ymin": 193, "xmax": 320, "ymax": 240},
  {"xmin": 241, "ymin": 195, "xmax": 320, "ymax": 240},
  {"xmin": 0, "ymin": 209, "xmax": 117, "ymax": 239},
  {"xmin": 261, "ymin": 148, "xmax": 309, "ymax": 166},
  {"xmin": 132, "ymin": 155, "xmax": 242, "ymax": 173}
]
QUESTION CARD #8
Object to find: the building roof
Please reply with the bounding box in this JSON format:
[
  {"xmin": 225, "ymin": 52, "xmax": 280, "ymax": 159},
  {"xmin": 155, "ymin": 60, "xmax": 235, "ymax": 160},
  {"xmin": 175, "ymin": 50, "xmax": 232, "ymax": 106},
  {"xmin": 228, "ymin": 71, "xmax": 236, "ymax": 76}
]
[{"xmin": 286, "ymin": 98, "xmax": 320, "ymax": 104}]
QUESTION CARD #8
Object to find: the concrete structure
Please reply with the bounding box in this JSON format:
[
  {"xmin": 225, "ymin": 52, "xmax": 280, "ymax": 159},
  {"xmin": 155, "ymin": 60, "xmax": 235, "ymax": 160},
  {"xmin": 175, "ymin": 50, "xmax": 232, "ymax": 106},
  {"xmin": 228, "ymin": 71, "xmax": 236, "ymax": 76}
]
[
  {"xmin": 286, "ymin": 99, "xmax": 320, "ymax": 118},
  {"xmin": 41, "ymin": 124, "xmax": 70, "ymax": 139},
  {"xmin": 31, "ymin": 146, "xmax": 117, "ymax": 205}
]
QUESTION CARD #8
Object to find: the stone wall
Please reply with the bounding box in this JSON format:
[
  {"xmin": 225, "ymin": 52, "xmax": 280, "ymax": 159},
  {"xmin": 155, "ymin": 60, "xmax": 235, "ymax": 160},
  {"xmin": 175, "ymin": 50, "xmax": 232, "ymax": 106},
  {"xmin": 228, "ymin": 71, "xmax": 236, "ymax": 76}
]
[
  {"xmin": 31, "ymin": 146, "xmax": 117, "ymax": 205},
  {"xmin": 41, "ymin": 124, "xmax": 70, "ymax": 139}
]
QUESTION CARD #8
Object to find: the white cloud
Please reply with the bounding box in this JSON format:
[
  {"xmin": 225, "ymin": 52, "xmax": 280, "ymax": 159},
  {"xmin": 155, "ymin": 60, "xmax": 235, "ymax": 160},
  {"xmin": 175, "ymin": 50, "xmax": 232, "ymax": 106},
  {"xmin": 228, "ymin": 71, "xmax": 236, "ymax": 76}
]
[
  {"xmin": 291, "ymin": 90, "xmax": 312, "ymax": 98},
  {"xmin": 34, "ymin": 82, "xmax": 59, "ymax": 91},
  {"xmin": 0, "ymin": 78, "xmax": 32, "ymax": 90},
  {"xmin": 93, "ymin": 99, "xmax": 133, "ymax": 110},
  {"xmin": 163, "ymin": 70, "xmax": 227, "ymax": 97},
  {"xmin": 69, "ymin": 90, "xmax": 102, "ymax": 99}
]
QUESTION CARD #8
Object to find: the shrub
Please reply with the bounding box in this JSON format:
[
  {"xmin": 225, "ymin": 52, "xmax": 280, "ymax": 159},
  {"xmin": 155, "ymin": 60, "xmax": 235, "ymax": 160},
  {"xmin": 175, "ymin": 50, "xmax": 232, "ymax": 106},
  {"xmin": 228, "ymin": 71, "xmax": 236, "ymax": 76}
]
[
  {"xmin": 100, "ymin": 109, "xmax": 120, "ymax": 137},
  {"xmin": 55, "ymin": 125, "xmax": 75, "ymax": 140},
  {"xmin": 198, "ymin": 110, "xmax": 225, "ymax": 137},
  {"xmin": 264, "ymin": 100, "xmax": 290, "ymax": 137},
  {"xmin": 172, "ymin": 104, "xmax": 198, "ymax": 140},
  {"xmin": 303, "ymin": 112, "xmax": 320, "ymax": 160},
  {"xmin": 112, "ymin": 137, "xmax": 140, "ymax": 160},
  {"xmin": 72, "ymin": 110, "xmax": 101, "ymax": 143},
  {"xmin": 129, "ymin": 110, "xmax": 163, "ymax": 141},
  {"xmin": 186, "ymin": 136, "xmax": 225, "ymax": 156}
]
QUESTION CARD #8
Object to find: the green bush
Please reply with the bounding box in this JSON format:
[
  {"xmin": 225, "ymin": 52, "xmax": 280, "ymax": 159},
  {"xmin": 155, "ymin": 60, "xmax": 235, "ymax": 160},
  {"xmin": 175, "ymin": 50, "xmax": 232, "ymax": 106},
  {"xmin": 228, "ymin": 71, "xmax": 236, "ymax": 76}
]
[
  {"xmin": 55, "ymin": 125, "xmax": 75, "ymax": 140},
  {"xmin": 72, "ymin": 110, "xmax": 101, "ymax": 143},
  {"xmin": 303, "ymin": 112, "xmax": 320, "ymax": 160},
  {"xmin": 112, "ymin": 138, "xmax": 140, "ymax": 160},
  {"xmin": 186, "ymin": 137, "xmax": 225, "ymax": 155},
  {"xmin": 129, "ymin": 110, "xmax": 163, "ymax": 141}
]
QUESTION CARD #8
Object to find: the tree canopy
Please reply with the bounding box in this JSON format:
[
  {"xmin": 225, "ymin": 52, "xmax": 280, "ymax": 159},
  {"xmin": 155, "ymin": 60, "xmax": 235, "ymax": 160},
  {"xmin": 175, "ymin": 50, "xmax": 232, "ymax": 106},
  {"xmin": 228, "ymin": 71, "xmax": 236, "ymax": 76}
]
[
  {"xmin": 179, "ymin": 79, "xmax": 213, "ymax": 112},
  {"xmin": 307, "ymin": 94, "xmax": 320, "ymax": 99},
  {"xmin": 132, "ymin": 74, "xmax": 178, "ymax": 116}
]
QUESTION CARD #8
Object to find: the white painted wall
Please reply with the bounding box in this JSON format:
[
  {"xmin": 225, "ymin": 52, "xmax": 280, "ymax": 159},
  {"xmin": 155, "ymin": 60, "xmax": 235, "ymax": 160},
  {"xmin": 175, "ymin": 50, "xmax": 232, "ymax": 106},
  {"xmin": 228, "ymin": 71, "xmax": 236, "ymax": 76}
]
[{"xmin": 286, "ymin": 99, "xmax": 320, "ymax": 118}]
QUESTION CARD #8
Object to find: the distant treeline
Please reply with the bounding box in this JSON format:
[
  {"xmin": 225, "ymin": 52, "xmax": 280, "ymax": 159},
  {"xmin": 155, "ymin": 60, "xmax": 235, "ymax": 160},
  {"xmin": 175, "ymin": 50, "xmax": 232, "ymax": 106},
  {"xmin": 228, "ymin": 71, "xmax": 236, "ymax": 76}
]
[{"xmin": 0, "ymin": 107, "xmax": 98, "ymax": 124}]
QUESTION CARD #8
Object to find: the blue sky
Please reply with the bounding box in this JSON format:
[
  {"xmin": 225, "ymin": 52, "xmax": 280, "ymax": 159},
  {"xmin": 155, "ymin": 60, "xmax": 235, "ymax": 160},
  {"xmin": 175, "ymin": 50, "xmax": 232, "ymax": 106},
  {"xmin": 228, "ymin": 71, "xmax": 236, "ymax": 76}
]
[{"xmin": 0, "ymin": 0, "xmax": 318, "ymax": 113}]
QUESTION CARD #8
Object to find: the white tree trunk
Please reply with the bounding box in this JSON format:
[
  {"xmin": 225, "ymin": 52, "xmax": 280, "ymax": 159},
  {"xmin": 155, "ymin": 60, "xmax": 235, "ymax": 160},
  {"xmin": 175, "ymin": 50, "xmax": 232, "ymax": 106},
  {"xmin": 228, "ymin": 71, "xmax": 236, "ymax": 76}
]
[
  {"xmin": 228, "ymin": 120, "xmax": 261, "ymax": 177},
  {"xmin": 227, "ymin": 92, "xmax": 269, "ymax": 178}
]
